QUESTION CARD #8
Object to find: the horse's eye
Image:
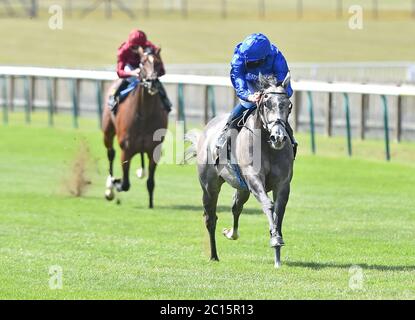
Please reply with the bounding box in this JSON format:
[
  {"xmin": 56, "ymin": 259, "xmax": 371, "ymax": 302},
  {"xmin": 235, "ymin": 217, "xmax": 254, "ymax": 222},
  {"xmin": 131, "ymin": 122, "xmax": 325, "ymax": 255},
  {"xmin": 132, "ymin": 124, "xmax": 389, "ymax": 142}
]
[{"xmin": 264, "ymin": 94, "xmax": 269, "ymax": 99}]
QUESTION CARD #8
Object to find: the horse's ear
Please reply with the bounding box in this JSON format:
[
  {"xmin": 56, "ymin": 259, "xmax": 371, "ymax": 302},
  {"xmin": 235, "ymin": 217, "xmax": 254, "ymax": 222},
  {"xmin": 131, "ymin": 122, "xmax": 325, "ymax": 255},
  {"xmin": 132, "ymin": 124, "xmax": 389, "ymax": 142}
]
[
  {"xmin": 282, "ymin": 71, "xmax": 291, "ymax": 89},
  {"xmin": 258, "ymin": 73, "xmax": 268, "ymax": 88},
  {"xmin": 155, "ymin": 47, "xmax": 161, "ymax": 55}
]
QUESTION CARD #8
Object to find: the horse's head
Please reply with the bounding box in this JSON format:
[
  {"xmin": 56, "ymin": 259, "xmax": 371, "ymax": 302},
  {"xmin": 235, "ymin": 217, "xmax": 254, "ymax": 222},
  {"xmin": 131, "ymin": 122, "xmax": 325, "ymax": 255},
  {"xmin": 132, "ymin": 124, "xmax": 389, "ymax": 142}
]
[
  {"xmin": 257, "ymin": 73, "xmax": 292, "ymax": 150},
  {"xmin": 138, "ymin": 47, "xmax": 164, "ymax": 95}
]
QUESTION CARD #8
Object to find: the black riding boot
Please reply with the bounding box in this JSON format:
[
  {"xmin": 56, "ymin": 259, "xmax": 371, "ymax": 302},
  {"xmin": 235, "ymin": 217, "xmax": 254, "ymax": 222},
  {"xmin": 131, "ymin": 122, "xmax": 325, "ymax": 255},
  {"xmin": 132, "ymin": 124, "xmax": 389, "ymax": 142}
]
[
  {"xmin": 156, "ymin": 80, "xmax": 172, "ymax": 113},
  {"xmin": 108, "ymin": 79, "xmax": 128, "ymax": 113},
  {"xmin": 285, "ymin": 122, "xmax": 298, "ymax": 159},
  {"xmin": 216, "ymin": 113, "xmax": 240, "ymax": 150}
]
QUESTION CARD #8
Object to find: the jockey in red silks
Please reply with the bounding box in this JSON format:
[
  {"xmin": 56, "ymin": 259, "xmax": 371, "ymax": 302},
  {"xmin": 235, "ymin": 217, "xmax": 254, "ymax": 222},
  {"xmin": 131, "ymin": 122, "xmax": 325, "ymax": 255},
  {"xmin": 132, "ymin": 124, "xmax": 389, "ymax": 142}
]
[{"xmin": 108, "ymin": 29, "xmax": 171, "ymax": 112}]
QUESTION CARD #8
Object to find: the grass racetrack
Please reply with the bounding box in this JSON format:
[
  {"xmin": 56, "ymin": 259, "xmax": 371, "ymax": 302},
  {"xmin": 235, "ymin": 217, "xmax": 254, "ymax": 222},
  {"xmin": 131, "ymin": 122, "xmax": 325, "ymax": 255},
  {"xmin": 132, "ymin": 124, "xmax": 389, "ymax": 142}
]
[{"xmin": 0, "ymin": 116, "xmax": 414, "ymax": 299}]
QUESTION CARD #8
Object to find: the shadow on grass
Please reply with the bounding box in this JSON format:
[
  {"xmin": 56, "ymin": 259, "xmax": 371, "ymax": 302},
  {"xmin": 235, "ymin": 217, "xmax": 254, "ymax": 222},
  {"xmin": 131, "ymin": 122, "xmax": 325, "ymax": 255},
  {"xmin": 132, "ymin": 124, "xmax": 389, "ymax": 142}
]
[
  {"xmin": 286, "ymin": 261, "xmax": 415, "ymax": 271},
  {"xmin": 158, "ymin": 204, "xmax": 261, "ymax": 215}
]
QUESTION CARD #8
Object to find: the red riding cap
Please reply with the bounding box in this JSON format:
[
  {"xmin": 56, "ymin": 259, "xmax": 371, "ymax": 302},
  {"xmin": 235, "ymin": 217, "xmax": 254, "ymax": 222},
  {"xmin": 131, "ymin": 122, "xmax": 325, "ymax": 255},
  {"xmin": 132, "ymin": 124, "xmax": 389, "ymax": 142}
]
[{"xmin": 128, "ymin": 29, "xmax": 147, "ymax": 47}]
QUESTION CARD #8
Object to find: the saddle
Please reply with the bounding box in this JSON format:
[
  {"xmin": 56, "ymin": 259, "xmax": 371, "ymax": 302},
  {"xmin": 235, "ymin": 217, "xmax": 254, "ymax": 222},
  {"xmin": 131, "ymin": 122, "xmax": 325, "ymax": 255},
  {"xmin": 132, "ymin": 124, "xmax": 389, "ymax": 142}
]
[{"xmin": 109, "ymin": 79, "xmax": 171, "ymax": 115}]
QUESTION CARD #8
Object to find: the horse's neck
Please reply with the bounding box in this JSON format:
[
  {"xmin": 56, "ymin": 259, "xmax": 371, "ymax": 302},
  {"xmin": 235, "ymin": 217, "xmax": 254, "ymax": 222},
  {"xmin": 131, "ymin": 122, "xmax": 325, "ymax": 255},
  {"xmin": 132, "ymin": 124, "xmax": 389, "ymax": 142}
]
[
  {"xmin": 135, "ymin": 86, "xmax": 151, "ymax": 113},
  {"xmin": 135, "ymin": 86, "xmax": 163, "ymax": 117}
]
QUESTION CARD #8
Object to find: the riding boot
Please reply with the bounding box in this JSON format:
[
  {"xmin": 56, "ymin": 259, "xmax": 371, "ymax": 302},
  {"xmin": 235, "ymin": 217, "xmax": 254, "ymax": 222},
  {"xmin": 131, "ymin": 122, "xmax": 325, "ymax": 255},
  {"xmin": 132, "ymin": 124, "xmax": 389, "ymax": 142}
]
[
  {"xmin": 108, "ymin": 79, "xmax": 128, "ymax": 112},
  {"xmin": 156, "ymin": 80, "xmax": 172, "ymax": 113},
  {"xmin": 215, "ymin": 103, "xmax": 247, "ymax": 150},
  {"xmin": 215, "ymin": 113, "xmax": 234, "ymax": 150},
  {"xmin": 285, "ymin": 122, "xmax": 298, "ymax": 159}
]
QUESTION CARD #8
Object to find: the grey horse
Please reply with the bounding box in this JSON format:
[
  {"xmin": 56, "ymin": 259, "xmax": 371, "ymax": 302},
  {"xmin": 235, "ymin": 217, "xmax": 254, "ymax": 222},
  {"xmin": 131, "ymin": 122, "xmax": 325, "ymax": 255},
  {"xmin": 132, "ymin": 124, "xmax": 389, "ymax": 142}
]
[{"xmin": 186, "ymin": 74, "xmax": 294, "ymax": 268}]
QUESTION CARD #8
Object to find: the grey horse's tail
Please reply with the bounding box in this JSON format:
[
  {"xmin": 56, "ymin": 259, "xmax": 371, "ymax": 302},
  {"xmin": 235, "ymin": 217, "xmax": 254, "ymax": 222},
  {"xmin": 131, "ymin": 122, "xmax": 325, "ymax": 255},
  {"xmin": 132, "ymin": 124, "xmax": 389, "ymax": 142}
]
[{"xmin": 183, "ymin": 129, "xmax": 201, "ymax": 163}]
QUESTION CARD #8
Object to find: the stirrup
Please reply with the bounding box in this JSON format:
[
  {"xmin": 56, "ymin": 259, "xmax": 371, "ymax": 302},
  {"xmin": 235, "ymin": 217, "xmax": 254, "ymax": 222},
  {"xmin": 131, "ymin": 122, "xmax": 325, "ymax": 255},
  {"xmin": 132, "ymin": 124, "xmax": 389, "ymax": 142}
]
[{"xmin": 108, "ymin": 95, "xmax": 119, "ymax": 108}]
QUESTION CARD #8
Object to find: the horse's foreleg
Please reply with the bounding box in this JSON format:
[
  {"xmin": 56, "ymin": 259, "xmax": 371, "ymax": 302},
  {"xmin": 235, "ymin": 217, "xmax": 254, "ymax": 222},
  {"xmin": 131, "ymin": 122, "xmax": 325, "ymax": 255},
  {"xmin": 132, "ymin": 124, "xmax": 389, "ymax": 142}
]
[
  {"xmin": 248, "ymin": 179, "xmax": 279, "ymax": 247},
  {"xmin": 272, "ymin": 185, "xmax": 290, "ymax": 268},
  {"xmin": 107, "ymin": 149, "xmax": 115, "ymax": 177},
  {"xmin": 116, "ymin": 150, "xmax": 131, "ymax": 192},
  {"xmin": 146, "ymin": 154, "xmax": 156, "ymax": 209},
  {"xmin": 223, "ymin": 190, "xmax": 250, "ymax": 240},
  {"xmin": 272, "ymin": 185, "xmax": 290, "ymax": 246}
]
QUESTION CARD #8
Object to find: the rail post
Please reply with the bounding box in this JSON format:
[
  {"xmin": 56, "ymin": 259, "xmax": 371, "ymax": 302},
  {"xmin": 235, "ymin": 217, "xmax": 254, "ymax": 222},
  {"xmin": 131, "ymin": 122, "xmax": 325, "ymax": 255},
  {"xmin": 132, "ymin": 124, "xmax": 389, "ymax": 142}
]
[
  {"xmin": 53, "ymin": 78, "xmax": 58, "ymax": 113},
  {"xmin": 47, "ymin": 78, "xmax": 54, "ymax": 126},
  {"xmin": 29, "ymin": 76, "xmax": 35, "ymax": 112},
  {"xmin": 9, "ymin": 75, "xmax": 15, "ymax": 111},
  {"xmin": 360, "ymin": 94, "xmax": 369, "ymax": 140},
  {"xmin": 24, "ymin": 76, "xmax": 31, "ymax": 124},
  {"xmin": 343, "ymin": 93, "xmax": 352, "ymax": 157},
  {"xmin": 326, "ymin": 92, "xmax": 333, "ymax": 136},
  {"xmin": 208, "ymin": 85, "xmax": 216, "ymax": 119},
  {"xmin": 307, "ymin": 91, "xmax": 316, "ymax": 154},
  {"xmin": 395, "ymin": 95, "xmax": 402, "ymax": 142},
  {"xmin": 96, "ymin": 80, "xmax": 104, "ymax": 128},
  {"xmin": 177, "ymin": 83, "xmax": 186, "ymax": 131},
  {"xmin": 1, "ymin": 75, "xmax": 7, "ymax": 125},
  {"xmin": 381, "ymin": 95, "xmax": 391, "ymax": 161},
  {"xmin": 71, "ymin": 79, "xmax": 80, "ymax": 128}
]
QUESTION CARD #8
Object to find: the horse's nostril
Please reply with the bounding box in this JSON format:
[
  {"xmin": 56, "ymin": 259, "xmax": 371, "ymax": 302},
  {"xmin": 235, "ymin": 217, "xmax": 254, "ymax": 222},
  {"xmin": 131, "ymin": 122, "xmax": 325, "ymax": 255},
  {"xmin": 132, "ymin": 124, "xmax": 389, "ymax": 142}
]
[
  {"xmin": 270, "ymin": 135, "xmax": 276, "ymax": 142},
  {"xmin": 283, "ymin": 136, "xmax": 288, "ymax": 142}
]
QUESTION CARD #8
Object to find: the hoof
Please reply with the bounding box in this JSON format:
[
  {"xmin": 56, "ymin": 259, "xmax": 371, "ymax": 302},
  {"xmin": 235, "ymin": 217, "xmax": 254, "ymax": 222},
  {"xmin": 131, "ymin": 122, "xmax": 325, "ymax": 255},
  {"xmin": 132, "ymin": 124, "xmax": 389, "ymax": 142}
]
[
  {"xmin": 105, "ymin": 175, "xmax": 114, "ymax": 189},
  {"xmin": 210, "ymin": 256, "xmax": 220, "ymax": 262},
  {"xmin": 136, "ymin": 168, "xmax": 146, "ymax": 179},
  {"xmin": 105, "ymin": 188, "xmax": 114, "ymax": 201},
  {"xmin": 116, "ymin": 199, "xmax": 121, "ymax": 205},
  {"xmin": 270, "ymin": 236, "xmax": 285, "ymax": 248},
  {"xmin": 274, "ymin": 261, "xmax": 281, "ymax": 269},
  {"xmin": 222, "ymin": 228, "xmax": 239, "ymax": 240}
]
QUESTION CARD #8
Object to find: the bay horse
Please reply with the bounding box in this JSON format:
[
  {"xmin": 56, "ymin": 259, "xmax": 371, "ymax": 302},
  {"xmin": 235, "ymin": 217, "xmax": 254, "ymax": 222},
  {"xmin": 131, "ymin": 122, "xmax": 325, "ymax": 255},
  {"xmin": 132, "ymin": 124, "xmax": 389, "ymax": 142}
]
[
  {"xmin": 102, "ymin": 48, "xmax": 168, "ymax": 208},
  {"xmin": 186, "ymin": 74, "xmax": 294, "ymax": 267}
]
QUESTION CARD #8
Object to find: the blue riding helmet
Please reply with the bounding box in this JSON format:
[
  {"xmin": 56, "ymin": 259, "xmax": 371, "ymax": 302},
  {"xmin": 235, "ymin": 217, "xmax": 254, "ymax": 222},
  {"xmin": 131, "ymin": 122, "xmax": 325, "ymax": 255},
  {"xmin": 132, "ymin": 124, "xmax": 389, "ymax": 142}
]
[
  {"xmin": 239, "ymin": 33, "xmax": 272, "ymax": 63},
  {"xmin": 230, "ymin": 33, "xmax": 293, "ymax": 101}
]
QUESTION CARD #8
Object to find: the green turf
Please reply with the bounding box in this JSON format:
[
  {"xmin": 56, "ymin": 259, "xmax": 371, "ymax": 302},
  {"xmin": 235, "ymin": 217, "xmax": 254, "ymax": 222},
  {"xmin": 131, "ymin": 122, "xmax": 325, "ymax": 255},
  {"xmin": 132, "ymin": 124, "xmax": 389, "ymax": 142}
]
[
  {"xmin": 0, "ymin": 119, "xmax": 414, "ymax": 299},
  {"xmin": 2, "ymin": 5, "xmax": 415, "ymax": 67}
]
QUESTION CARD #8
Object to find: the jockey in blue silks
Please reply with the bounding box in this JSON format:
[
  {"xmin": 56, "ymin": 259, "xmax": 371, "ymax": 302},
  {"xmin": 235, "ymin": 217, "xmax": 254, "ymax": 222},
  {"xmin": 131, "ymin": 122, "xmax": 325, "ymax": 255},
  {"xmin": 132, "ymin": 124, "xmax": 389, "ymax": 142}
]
[{"xmin": 216, "ymin": 33, "xmax": 297, "ymax": 157}]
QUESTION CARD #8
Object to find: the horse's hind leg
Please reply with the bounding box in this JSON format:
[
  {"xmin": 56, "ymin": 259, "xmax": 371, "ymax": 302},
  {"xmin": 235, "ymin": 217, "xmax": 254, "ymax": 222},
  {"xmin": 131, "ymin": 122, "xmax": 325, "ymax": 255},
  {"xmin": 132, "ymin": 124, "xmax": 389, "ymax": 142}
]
[
  {"xmin": 202, "ymin": 183, "xmax": 222, "ymax": 261},
  {"xmin": 223, "ymin": 189, "xmax": 250, "ymax": 240},
  {"xmin": 146, "ymin": 153, "xmax": 157, "ymax": 209},
  {"xmin": 103, "ymin": 110, "xmax": 116, "ymax": 200},
  {"xmin": 136, "ymin": 152, "xmax": 146, "ymax": 179}
]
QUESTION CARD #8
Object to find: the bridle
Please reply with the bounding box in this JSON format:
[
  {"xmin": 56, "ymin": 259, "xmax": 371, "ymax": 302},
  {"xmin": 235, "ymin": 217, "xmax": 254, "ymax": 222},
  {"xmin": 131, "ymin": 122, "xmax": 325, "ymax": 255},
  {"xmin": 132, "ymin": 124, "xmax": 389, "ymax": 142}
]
[
  {"xmin": 256, "ymin": 89, "xmax": 291, "ymax": 135},
  {"xmin": 137, "ymin": 52, "xmax": 160, "ymax": 95}
]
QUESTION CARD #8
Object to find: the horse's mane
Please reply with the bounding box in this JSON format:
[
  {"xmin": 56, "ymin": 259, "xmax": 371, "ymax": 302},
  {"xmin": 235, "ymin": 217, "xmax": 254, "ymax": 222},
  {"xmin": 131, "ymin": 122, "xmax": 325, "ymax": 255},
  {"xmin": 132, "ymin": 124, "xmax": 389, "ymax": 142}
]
[{"xmin": 258, "ymin": 74, "xmax": 279, "ymax": 91}]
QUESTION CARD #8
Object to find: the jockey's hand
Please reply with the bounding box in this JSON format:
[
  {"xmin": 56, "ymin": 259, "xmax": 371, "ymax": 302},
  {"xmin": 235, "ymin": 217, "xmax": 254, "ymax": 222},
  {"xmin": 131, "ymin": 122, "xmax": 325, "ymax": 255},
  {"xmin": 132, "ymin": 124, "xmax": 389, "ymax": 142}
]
[
  {"xmin": 248, "ymin": 92, "xmax": 261, "ymax": 103},
  {"xmin": 129, "ymin": 68, "xmax": 141, "ymax": 78}
]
